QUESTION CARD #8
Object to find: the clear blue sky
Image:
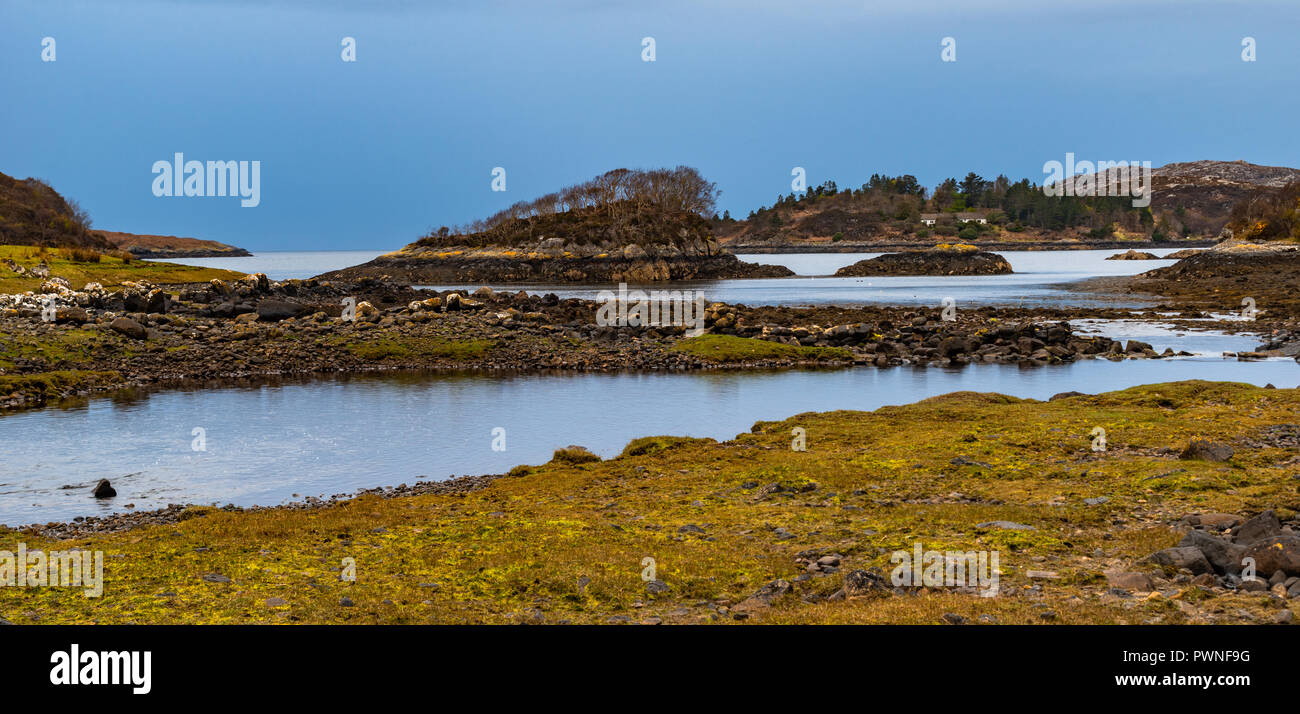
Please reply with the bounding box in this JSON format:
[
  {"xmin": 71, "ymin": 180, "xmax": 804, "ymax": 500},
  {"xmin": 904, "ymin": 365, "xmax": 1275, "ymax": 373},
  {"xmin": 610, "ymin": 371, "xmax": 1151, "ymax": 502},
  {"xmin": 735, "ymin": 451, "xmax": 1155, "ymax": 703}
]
[{"xmin": 2, "ymin": 0, "xmax": 1297, "ymax": 251}]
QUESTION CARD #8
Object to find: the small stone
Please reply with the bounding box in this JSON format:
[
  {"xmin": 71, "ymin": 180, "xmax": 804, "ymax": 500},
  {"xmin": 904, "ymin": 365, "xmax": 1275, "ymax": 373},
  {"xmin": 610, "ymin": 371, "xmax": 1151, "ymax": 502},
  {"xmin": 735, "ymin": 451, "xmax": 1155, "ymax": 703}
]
[
  {"xmin": 265, "ymin": 597, "xmax": 287, "ymax": 607},
  {"xmin": 1105, "ymin": 571, "xmax": 1154, "ymax": 591},
  {"xmin": 941, "ymin": 613, "xmax": 968, "ymax": 625},
  {"xmin": 201, "ymin": 573, "xmax": 231, "ymax": 584},
  {"xmin": 340, "ymin": 596, "xmax": 355, "ymax": 607},
  {"xmin": 1275, "ymin": 609, "xmax": 1294, "ymax": 625},
  {"xmin": 975, "ymin": 520, "xmax": 1034, "ymax": 530},
  {"xmin": 645, "ymin": 579, "xmax": 670, "ymax": 595},
  {"xmin": 92, "ymin": 480, "xmax": 116, "ymax": 499}
]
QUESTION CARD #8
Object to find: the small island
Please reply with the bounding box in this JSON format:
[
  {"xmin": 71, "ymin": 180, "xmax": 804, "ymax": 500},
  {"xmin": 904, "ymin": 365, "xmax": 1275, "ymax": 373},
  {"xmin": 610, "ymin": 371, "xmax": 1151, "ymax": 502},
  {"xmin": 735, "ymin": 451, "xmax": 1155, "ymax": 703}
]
[
  {"xmin": 833, "ymin": 244, "xmax": 1013, "ymax": 277},
  {"xmin": 318, "ymin": 167, "xmax": 793, "ymax": 284}
]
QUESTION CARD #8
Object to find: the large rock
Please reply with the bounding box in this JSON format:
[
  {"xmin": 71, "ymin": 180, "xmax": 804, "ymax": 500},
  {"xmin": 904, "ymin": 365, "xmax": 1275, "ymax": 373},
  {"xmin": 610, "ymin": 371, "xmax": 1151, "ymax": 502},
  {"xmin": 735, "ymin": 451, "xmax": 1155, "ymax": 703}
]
[
  {"xmin": 1178, "ymin": 529, "xmax": 1246, "ymax": 574},
  {"xmin": 1241, "ymin": 536, "xmax": 1300, "ymax": 578},
  {"xmin": 109, "ymin": 317, "xmax": 148, "ymax": 340},
  {"xmin": 1180, "ymin": 437, "xmax": 1233, "ymax": 462},
  {"xmin": 1148, "ymin": 546, "xmax": 1213, "ymax": 574},
  {"xmin": 1233, "ymin": 510, "xmax": 1283, "ymax": 545},
  {"xmin": 256, "ymin": 300, "xmax": 304, "ymax": 322}
]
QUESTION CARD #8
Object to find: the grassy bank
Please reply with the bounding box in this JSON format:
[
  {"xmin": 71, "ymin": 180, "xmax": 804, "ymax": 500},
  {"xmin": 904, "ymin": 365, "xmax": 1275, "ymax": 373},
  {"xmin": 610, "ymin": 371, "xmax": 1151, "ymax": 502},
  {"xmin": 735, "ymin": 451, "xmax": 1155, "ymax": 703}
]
[
  {"xmin": 1, "ymin": 380, "xmax": 1296, "ymax": 625},
  {"xmin": 0, "ymin": 244, "xmax": 243, "ymax": 293}
]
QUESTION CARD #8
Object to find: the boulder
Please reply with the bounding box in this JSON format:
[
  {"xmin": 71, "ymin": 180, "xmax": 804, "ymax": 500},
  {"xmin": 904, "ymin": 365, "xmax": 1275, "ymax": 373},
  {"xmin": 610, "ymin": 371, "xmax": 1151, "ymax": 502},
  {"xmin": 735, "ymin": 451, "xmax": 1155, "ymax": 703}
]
[
  {"xmin": 1180, "ymin": 437, "xmax": 1233, "ymax": 462},
  {"xmin": 92, "ymin": 479, "xmax": 116, "ymax": 499},
  {"xmin": 1241, "ymin": 536, "xmax": 1300, "ymax": 578},
  {"xmin": 1105, "ymin": 571, "xmax": 1155, "ymax": 591},
  {"xmin": 1178, "ymin": 529, "xmax": 1246, "ymax": 574},
  {"xmin": 109, "ymin": 317, "xmax": 148, "ymax": 340},
  {"xmin": 1148, "ymin": 546, "xmax": 1213, "ymax": 574},
  {"xmin": 256, "ymin": 300, "xmax": 303, "ymax": 322},
  {"xmin": 1234, "ymin": 510, "xmax": 1283, "ymax": 545}
]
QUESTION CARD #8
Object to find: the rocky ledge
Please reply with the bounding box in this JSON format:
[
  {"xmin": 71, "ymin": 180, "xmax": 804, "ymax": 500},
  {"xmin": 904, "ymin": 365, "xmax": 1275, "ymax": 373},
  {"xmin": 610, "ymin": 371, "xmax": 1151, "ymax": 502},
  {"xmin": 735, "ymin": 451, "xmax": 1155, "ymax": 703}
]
[{"xmin": 834, "ymin": 245, "xmax": 1013, "ymax": 277}]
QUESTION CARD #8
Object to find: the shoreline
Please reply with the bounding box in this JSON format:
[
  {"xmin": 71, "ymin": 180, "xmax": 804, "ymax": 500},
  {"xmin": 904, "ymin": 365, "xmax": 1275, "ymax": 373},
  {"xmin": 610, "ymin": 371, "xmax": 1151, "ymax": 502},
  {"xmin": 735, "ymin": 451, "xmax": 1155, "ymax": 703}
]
[{"xmin": 3, "ymin": 378, "xmax": 1296, "ymax": 625}]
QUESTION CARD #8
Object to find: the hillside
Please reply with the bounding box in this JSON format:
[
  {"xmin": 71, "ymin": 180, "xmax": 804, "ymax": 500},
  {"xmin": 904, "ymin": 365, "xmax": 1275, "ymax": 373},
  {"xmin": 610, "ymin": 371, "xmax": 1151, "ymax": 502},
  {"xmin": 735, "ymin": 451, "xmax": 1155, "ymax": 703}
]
[
  {"xmin": 714, "ymin": 160, "xmax": 1299, "ymax": 250},
  {"xmin": 0, "ymin": 172, "xmax": 111, "ymax": 249},
  {"xmin": 98, "ymin": 230, "xmax": 252, "ymax": 259}
]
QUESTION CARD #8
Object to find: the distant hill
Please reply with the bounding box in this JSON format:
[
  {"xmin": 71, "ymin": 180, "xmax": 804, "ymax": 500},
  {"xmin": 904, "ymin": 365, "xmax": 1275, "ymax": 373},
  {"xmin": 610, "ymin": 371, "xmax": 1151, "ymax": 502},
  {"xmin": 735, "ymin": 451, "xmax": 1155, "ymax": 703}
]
[
  {"xmin": 1151, "ymin": 160, "xmax": 1300, "ymax": 238},
  {"xmin": 98, "ymin": 231, "xmax": 251, "ymax": 259},
  {"xmin": 713, "ymin": 160, "xmax": 1300, "ymax": 249},
  {"xmin": 0, "ymin": 171, "xmax": 111, "ymax": 249}
]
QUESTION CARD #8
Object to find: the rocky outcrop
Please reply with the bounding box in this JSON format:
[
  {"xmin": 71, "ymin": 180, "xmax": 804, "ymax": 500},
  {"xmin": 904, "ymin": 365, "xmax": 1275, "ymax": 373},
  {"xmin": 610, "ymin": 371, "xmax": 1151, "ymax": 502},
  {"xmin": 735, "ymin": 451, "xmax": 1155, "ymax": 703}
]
[
  {"xmin": 1146, "ymin": 510, "xmax": 1300, "ymax": 587},
  {"xmin": 1106, "ymin": 249, "xmax": 1159, "ymax": 260},
  {"xmin": 833, "ymin": 246, "xmax": 1012, "ymax": 277},
  {"xmin": 98, "ymin": 230, "xmax": 251, "ymax": 259},
  {"xmin": 319, "ymin": 251, "xmax": 792, "ymax": 284}
]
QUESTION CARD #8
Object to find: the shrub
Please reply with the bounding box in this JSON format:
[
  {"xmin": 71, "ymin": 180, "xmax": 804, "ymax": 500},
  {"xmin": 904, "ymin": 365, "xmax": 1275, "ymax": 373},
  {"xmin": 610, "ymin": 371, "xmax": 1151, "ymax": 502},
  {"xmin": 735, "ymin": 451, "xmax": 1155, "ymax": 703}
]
[{"xmin": 550, "ymin": 445, "xmax": 601, "ymax": 464}]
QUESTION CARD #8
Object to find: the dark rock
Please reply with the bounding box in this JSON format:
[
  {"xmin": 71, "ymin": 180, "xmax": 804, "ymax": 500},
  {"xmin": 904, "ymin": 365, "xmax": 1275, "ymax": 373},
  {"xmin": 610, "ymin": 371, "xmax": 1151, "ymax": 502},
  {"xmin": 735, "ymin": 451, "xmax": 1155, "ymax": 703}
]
[
  {"xmin": 1178, "ymin": 529, "xmax": 1246, "ymax": 574},
  {"xmin": 842, "ymin": 568, "xmax": 890, "ymax": 597},
  {"xmin": 256, "ymin": 299, "xmax": 304, "ymax": 322},
  {"xmin": 1148, "ymin": 546, "xmax": 1213, "ymax": 574},
  {"xmin": 1234, "ymin": 510, "xmax": 1282, "ymax": 545},
  {"xmin": 732, "ymin": 579, "xmax": 793, "ymax": 612},
  {"xmin": 644, "ymin": 579, "xmax": 670, "ymax": 595},
  {"xmin": 1241, "ymin": 536, "xmax": 1300, "ymax": 578},
  {"xmin": 92, "ymin": 479, "xmax": 116, "ymax": 499},
  {"xmin": 109, "ymin": 317, "xmax": 148, "ymax": 340},
  {"xmin": 1180, "ymin": 437, "xmax": 1233, "ymax": 462}
]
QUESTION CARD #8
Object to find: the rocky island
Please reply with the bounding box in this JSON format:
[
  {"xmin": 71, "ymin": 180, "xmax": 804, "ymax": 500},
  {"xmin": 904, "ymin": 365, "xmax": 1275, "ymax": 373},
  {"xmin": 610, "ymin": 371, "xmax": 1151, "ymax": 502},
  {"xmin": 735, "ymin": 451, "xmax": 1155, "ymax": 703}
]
[
  {"xmin": 834, "ymin": 244, "xmax": 1013, "ymax": 276},
  {"xmin": 319, "ymin": 167, "xmax": 793, "ymax": 284}
]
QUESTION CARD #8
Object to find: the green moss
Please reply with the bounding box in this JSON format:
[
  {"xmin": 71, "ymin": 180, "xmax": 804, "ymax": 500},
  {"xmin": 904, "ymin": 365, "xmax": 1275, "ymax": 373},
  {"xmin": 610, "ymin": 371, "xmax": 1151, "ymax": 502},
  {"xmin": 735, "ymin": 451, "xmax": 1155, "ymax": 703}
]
[
  {"xmin": 4, "ymin": 380, "xmax": 1294, "ymax": 625},
  {"xmin": 0, "ymin": 369, "xmax": 121, "ymax": 402},
  {"xmin": 673, "ymin": 334, "xmax": 853, "ymax": 363},
  {"xmin": 550, "ymin": 446, "xmax": 601, "ymax": 464},
  {"xmin": 345, "ymin": 337, "xmax": 494, "ymax": 361},
  {"xmin": 0, "ymin": 244, "xmax": 244, "ymax": 293},
  {"xmin": 618, "ymin": 435, "xmax": 714, "ymax": 458}
]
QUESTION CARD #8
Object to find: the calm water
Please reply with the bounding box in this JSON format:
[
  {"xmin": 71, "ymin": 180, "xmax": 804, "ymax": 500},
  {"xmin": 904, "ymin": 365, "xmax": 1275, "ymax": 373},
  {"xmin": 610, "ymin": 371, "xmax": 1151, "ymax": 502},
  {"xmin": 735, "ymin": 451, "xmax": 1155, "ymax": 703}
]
[
  {"xmin": 162, "ymin": 249, "xmax": 1183, "ymax": 308},
  {"xmin": 151, "ymin": 250, "xmax": 390, "ymax": 281},
  {"xmin": 21, "ymin": 247, "xmax": 1280, "ymax": 527},
  {"xmin": 2, "ymin": 352, "xmax": 1294, "ymax": 526},
  {"xmin": 416, "ymin": 249, "xmax": 1187, "ymax": 308}
]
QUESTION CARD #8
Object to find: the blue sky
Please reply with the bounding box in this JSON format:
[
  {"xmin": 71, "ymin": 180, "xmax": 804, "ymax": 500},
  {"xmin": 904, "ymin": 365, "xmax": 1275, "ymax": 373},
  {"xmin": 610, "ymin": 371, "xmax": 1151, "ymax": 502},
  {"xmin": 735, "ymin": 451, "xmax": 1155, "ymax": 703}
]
[{"xmin": 2, "ymin": 0, "xmax": 1297, "ymax": 251}]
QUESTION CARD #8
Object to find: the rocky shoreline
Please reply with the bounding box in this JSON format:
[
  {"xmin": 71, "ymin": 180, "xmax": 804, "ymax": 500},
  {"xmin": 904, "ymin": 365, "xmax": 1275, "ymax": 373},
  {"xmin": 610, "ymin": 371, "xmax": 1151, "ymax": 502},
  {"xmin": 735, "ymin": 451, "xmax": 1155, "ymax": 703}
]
[{"xmin": 8, "ymin": 270, "xmax": 1293, "ymax": 413}]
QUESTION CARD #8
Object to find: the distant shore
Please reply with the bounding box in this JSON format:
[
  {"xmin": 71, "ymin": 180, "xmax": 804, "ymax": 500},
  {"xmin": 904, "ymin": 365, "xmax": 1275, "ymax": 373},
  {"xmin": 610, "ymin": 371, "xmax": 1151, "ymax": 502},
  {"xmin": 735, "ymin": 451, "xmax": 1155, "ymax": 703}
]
[{"xmin": 728, "ymin": 240, "xmax": 1218, "ymax": 254}]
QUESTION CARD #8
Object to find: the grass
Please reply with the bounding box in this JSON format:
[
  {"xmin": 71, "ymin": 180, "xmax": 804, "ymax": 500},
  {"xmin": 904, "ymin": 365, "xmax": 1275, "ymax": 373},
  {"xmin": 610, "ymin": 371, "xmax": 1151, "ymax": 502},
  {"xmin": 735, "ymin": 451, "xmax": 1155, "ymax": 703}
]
[
  {"xmin": 0, "ymin": 244, "xmax": 243, "ymax": 293},
  {"xmin": 343, "ymin": 337, "xmax": 495, "ymax": 361},
  {"xmin": 673, "ymin": 334, "xmax": 853, "ymax": 363},
  {"xmin": 0, "ymin": 369, "xmax": 122, "ymax": 402},
  {"xmin": 2, "ymin": 380, "xmax": 1296, "ymax": 625}
]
